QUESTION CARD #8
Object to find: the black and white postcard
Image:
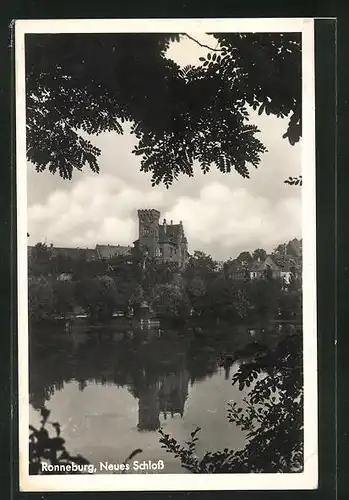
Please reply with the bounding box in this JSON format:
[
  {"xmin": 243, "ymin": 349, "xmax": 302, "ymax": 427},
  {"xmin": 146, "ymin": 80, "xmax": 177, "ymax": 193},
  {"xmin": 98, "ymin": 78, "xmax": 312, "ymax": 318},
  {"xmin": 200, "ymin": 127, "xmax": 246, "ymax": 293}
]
[{"xmin": 15, "ymin": 18, "xmax": 317, "ymax": 491}]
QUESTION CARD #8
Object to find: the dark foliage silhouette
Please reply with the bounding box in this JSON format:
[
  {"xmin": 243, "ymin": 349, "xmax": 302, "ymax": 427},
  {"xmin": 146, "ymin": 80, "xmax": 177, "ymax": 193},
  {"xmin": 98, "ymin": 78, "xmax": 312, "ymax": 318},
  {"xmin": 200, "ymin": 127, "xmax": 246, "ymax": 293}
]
[
  {"xmin": 159, "ymin": 333, "xmax": 303, "ymax": 473},
  {"xmin": 26, "ymin": 33, "xmax": 301, "ymax": 186},
  {"xmin": 29, "ymin": 407, "xmax": 91, "ymax": 474}
]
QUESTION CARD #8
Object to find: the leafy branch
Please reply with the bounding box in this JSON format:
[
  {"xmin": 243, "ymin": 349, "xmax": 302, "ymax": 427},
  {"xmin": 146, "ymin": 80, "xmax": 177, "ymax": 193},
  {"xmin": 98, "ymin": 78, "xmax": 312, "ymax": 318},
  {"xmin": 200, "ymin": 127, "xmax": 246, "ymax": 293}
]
[
  {"xmin": 26, "ymin": 33, "xmax": 301, "ymax": 184},
  {"xmin": 159, "ymin": 332, "xmax": 303, "ymax": 473},
  {"xmin": 182, "ymin": 33, "xmax": 223, "ymax": 52},
  {"xmin": 29, "ymin": 407, "xmax": 91, "ymax": 474},
  {"xmin": 285, "ymin": 175, "xmax": 302, "ymax": 186}
]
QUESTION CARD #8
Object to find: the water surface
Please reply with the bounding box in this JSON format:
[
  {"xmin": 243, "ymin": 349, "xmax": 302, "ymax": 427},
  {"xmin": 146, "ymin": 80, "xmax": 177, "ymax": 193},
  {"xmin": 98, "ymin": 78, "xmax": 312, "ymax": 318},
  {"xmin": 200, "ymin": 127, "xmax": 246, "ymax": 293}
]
[{"xmin": 29, "ymin": 323, "xmax": 281, "ymax": 473}]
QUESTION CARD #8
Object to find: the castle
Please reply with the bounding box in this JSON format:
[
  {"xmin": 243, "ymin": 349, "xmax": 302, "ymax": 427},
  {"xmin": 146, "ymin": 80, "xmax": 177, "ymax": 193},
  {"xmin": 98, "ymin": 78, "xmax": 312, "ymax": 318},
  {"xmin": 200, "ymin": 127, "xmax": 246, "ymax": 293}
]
[
  {"xmin": 134, "ymin": 209, "xmax": 188, "ymax": 267},
  {"xmin": 28, "ymin": 209, "xmax": 189, "ymax": 268}
]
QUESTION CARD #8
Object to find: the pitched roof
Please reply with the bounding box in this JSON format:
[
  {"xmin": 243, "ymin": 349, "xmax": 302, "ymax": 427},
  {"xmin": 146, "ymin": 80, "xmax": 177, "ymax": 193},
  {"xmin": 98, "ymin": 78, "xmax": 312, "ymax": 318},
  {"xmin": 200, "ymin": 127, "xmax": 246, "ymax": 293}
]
[
  {"xmin": 159, "ymin": 224, "xmax": 181, "ymax": 245},
  {"xmin": 226, "ymin": 258, "xmax": 251, "ymax": 274},
  {"xmin": 95, "ymin": 244, "xmax": 132, "ymax": 259},
  {"xmin": 250, "ymin": 255, "xmax": 288, "ymax": 272},
  {"xmin": 272, "ymin": 255, "xmax": 293, "ymax": 271},
  {"xmin": 50, "ymin": 246, "xmax": 97, "ymax": 260},
  {"xmin": 27, "ymin": 245, "xmax": 96, "ymax": 260}
]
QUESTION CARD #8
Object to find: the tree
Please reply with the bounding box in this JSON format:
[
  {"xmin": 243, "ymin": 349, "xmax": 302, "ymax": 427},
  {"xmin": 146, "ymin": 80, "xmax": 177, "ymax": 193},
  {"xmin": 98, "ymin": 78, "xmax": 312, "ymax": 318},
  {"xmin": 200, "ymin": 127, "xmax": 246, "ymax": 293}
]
[
  {"xmin": 252, "ymin": 248, "xmax": 267, "ymax": 261},
  {"xmin": 205, "ymin": 276, "xmax": 249, "ymax": 321},
  {"xmin": 129, "ymin": 285, "xmax": 145, "ymax": 316},
  {"xmin": 50, "ymin": 254, "xmax": 75, "ymax": 277},
  {"xmin": 186, "ymin": 276, "xmax": 207, "ymax": 317},
  {"xmin": 159, "ymin": 332, "xmax": 303, "ymax": 473},
  {"xmin": 141, "ymin": 257, "xmax": 178, "ymax": 292},
  {"xmin": 114, "ymin": 277, "xmax": 138, "ymax": 316},
  {"xmin": 28, "ymin": 276, "xmax": 54, "ymax": 323},
  {"xmin": 278, "ymin": 289, "xmax": 302, "ymax": 320},
  {"xmin": 149, "ymin": 283, "xmax": 190, "ymax": 320},
  {"xmin": 184, "ymin": 251, "xmax": 218, "ymax": 280},
  {"xmin": 104, "ymin": 255, "xmax": 140, "ymax": 314},
  {"xmin": 246, "ymin": 275, "xmax": 282, "ymax": 320},
  {"xmin": 29, "ymin": 243, "xmax": 53, "ymax": 277},
  {"xmin": 273, "ymin": 243, "xmax": 287, "ymax": 259},
  {"xmin": 236, "ymin": 251, "xmax": 253, "ymax": 264},
  {"xmin": 288, "ymin": 265, "xmax": 302, "ymax": 292},
  {"xmin": 72, "ymin": 254, "xmax": 107, "ymax": 281},
  {"xmin": 26, "ymin": 33, "xmax": 301, "ymax": 186},
  {"xmin": 52, "ymin": 280, "xmax": 75, "ymax": 319},
  {"xmin": 75, "ymin": 276, "xmax": 119, "ymax": 323}
]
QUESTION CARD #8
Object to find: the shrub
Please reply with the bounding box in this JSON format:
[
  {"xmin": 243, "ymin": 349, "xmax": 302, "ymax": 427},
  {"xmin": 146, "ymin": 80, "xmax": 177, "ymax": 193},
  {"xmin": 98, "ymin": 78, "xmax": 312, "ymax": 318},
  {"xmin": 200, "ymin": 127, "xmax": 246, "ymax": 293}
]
[
  {"xmin": 29, "ymin": 407, "xmax": 91, "ymax": 475},
  {"xmin": 159, "ymin": 333, "xmax": 303, "ymax": 473}
]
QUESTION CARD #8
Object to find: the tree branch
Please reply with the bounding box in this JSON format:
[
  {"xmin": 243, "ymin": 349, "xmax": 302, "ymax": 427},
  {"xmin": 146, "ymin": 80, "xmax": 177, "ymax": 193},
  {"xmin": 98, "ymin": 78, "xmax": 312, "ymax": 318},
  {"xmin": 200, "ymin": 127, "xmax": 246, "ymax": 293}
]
[{"xmin": 182, "ymin": 33, "xmax": 223, "ymax": 52}]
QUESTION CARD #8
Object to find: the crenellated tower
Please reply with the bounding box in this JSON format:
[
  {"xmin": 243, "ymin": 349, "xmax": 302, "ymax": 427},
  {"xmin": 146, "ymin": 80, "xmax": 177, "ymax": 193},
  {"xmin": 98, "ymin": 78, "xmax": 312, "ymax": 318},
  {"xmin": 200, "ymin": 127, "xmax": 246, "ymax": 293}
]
[{"xmin": 137, "ymin": 209, "xmax": 160, "ymax": 258}]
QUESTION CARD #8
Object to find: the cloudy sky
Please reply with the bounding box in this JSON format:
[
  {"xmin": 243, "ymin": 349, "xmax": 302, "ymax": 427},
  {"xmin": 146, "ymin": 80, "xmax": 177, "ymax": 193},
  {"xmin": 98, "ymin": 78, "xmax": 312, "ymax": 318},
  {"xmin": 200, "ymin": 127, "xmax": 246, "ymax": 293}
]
[{"xmin": 27, "ymin": 34, "xmax": 301, "ymax": 261}]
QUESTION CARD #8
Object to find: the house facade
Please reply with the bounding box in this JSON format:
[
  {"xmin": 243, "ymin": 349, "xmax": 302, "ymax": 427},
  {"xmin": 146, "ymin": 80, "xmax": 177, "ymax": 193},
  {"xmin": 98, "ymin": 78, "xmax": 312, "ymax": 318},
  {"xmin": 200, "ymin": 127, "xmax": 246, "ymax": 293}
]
[
  {"xmin": 249, "ymin": 255, "xmax": 291, "ymax": 283},
  {"xmin": 226, "ymin": 238, "xmax": 302, "ymax": 284}
]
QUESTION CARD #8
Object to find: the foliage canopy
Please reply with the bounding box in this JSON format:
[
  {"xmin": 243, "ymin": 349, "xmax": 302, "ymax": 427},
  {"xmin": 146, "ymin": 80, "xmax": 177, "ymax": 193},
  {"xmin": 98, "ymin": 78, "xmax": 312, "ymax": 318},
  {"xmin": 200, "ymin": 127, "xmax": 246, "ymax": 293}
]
[{"xmin": 26, "ymin": 33, "xmax": 301, "ymax": 186}]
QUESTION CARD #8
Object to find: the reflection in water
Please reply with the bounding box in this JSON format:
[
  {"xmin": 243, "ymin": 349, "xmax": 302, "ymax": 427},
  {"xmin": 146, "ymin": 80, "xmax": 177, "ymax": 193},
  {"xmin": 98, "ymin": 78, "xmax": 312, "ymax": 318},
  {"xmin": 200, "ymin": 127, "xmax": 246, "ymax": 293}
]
[
  {"xmin": 30, "ymin": 328, "xmax": 201, "ymax": 431},
  {"xmin": 135, "ymin": 370, "xmax": 190, "ymax": 431},
  {"xmin": 29, "ymin": 322, "xmax": 299, "ymax": 472}
]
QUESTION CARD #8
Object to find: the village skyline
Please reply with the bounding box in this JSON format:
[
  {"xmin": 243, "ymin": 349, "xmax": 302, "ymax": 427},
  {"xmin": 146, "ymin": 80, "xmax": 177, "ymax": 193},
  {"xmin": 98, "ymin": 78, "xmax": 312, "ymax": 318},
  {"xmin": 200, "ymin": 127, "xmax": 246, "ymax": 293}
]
[{"xmin": 28, "ymin": 212, "xmax": 302, "ymax": 266}]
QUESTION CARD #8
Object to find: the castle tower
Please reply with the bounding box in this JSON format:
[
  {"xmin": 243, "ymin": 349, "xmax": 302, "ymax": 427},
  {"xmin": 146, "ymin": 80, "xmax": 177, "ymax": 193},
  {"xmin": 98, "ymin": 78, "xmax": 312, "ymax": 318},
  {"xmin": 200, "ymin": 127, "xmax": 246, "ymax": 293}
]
[{"xmin": 138, "ymin": 209, "xmax": 160, "ymax": 258}]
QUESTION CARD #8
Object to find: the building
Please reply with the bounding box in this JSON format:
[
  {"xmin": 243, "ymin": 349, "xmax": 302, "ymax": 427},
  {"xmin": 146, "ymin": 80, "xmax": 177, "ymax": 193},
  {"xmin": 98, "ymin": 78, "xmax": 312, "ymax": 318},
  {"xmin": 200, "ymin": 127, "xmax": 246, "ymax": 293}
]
[
  {"xmin": 49, "ymin": 245, "xmax": 98, "ymax": 261},
  {"xmin": 226, "ymin": 260, "xmax": 250, "ymax": 281},
  {"xmin": 226, "ymin": 237, "xmax": 302, "ymax": 283},
  {"xmin": 249, "ymin": 255, "xmax": 291, "ymax": 282},
  {"xmin": 28, "ymin": 209, "xmax": 189, "ymax": 268},
  {"xmin": 95, "ymin": 244, "xmax": 132, "ymax": 260},
  {"xmin": 134, "ymin": 209, "xmax": 189, "ymax": 268}
]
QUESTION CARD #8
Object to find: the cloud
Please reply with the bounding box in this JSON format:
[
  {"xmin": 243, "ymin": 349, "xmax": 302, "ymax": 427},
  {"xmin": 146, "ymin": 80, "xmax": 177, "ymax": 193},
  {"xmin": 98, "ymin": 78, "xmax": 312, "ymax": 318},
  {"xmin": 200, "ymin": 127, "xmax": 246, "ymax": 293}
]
[
  {"xmin": 26, "ymin": 72, "xmax": 302, "ymax": 261},
  {"xmin": 164, "ymin": 184, "xmax": 301, "ymax": 258},
  {"xmin": 28, "ymin": 174, "xmax": 167, "ymax": 248},
  {"xmin": 28, "ymin": 168, "xmax": 301, "ymax": 260}
]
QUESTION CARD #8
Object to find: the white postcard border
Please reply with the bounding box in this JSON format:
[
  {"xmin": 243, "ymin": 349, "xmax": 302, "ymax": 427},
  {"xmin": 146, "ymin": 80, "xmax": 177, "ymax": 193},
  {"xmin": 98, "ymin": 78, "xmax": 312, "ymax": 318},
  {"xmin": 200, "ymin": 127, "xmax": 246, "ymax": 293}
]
[{"xmin": 16, "ymin": 17, "xmax": 317, "ymax": 492}]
